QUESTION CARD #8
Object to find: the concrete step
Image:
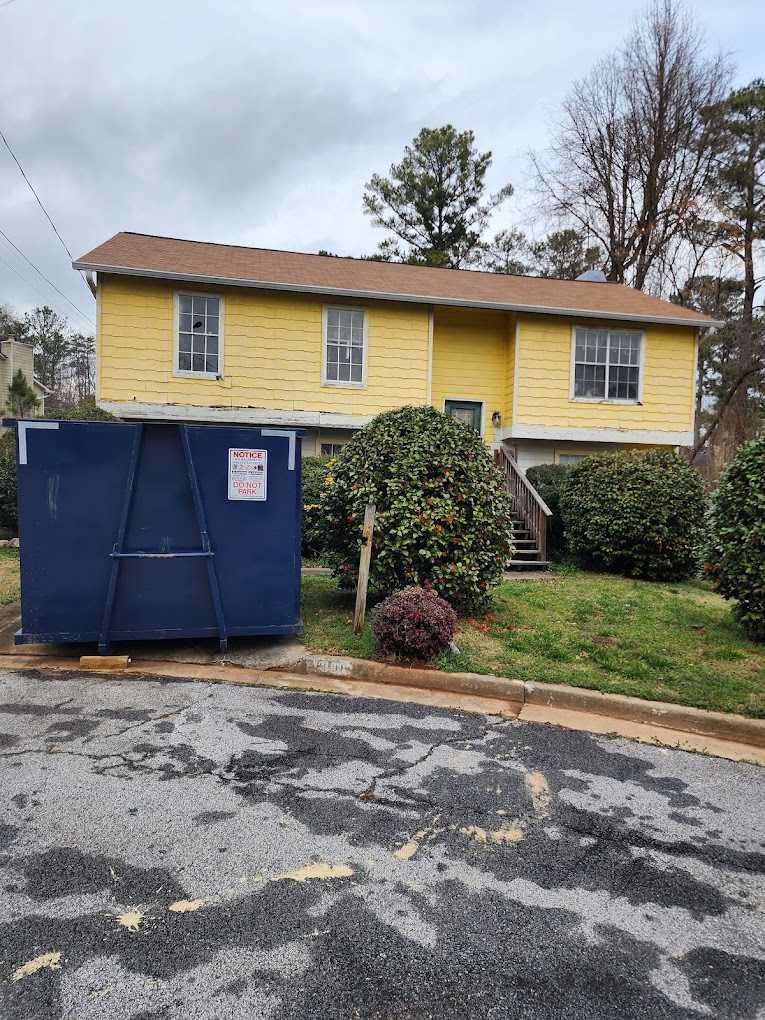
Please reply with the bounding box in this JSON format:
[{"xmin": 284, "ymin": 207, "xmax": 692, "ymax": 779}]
[{"xmin": 506, "ymin": 560, "xmax": 551, "ymax": 570}]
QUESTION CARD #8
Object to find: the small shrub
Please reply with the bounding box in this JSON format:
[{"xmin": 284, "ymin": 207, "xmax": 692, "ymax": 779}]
[
  {"xmin": 525, "ymin": 463, "xmax": 573, "ymax": 560},
  {"xmin": 705, "ymin": 436, "xmax": 765, "ymax": 640},
  {"xmin": 371, "ymin": 586, "xmax": 457, "ymax": 660},
  {"xmin": 0, "ymin": 431, "xmax": 17, "ymax": 532},
  {"xmin": 559, "ymin": 449, "xmax": 706, "ymax": 581},
  {"xmin": 47, "ymin": 401, "xmax": 121, "ymax": 422},
  {"xmin": 318, "ymin": 405, "xmax": 514, "ymax": 609}
]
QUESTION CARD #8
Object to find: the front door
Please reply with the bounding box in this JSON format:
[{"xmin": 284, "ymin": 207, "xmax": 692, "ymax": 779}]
[{"xmin": 444, "ymin": 399, "xmax": 483, "ymax": 433}]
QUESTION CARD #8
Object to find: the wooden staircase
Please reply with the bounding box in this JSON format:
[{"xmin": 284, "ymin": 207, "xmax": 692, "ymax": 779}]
[{"xmin": 495, "ymin": 445, "xmax": 553, "ymax": 571}]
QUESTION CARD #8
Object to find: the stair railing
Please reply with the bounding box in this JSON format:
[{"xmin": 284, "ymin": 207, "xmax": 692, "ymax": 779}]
[{"xmin": 494, "ymin": 445, "xmax": 552, "ymax": 563}]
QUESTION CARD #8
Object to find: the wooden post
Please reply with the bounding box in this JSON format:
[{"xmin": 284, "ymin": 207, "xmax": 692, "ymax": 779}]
[{"xmin": 353, "ymin": 504, "xmax": 376, "ymax": 634}]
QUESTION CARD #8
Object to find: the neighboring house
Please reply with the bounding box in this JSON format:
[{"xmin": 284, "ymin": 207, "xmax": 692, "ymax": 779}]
[
  {"xmin": 74, "ymin": 232, "xmax": 719, "ymax": 564},
  {"xmin": 0, "ymin": 339, "xmax": 49, "ymax": 416}
]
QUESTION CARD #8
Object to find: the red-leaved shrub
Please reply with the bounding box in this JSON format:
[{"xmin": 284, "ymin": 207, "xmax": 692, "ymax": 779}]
[{"xmin": 371, "ymin": 587, "xmax": 457, "ymax": 660}]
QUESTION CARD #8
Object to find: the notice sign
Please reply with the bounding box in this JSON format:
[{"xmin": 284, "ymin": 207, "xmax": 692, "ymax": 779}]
[{"xmin": 228, "ymin": 448, "xmax": 267, "ymax": 501}]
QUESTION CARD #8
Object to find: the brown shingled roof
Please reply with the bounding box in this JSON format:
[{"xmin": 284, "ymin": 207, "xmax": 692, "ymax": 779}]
[{"xmin": 74, "ymin": 232, "xmax": 719, "ymax": 327}]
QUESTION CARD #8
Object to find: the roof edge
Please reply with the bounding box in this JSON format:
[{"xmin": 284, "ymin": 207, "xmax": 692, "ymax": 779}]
[{"xmin": 72, "ymin": 261, "xmax": 724, "ymax": 329}]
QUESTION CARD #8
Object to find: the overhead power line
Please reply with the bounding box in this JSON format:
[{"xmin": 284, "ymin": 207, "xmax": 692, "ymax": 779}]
[
  {"xmin": 0, "ymin": 126, "xmax": 93, "ymax": 300},
  {"xmin": 0, "ymin": 228, "xmax": 95, "ymax": 331},
  {"xmin": 0, "ymin": 250, "xmax": 86, "ymax": 329}
]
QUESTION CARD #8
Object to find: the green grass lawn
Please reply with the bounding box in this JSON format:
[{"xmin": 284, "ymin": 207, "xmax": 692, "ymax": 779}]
[
  {"xmin": 301, "ymin": 570, "xmax": 765, "ymax": 718},
  {"xmin": 0, "ymin": 548, "xmax": 19, "ymax": 606}
]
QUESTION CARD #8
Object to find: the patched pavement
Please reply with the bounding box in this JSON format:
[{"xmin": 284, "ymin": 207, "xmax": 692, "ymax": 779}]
[{"xmin": 0, "ymin": 669, "xmax": 764, "ymax": 1019}]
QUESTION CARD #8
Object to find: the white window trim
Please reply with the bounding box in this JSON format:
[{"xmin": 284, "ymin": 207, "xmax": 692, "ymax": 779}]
[
  {"xmin": 554, "ymin": 449, "xmax": 599, "ymax": 465},
  {"xmin": 443, "ymin": 398, "xmax": 485, "ymax": 438},
  {"xmin": 173, "ymin": 291, "xmax": 224, "ymax": 380},
  {"xmin": 321, "ymin": 304, "xmax": 368, "ymax": 389},
  {"xmin": 569, "ymin": 325, "xmax": 645, "ymax": 404}
]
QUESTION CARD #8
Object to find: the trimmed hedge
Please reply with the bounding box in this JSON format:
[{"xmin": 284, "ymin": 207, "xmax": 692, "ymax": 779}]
[
  {"xmin": 559, "ymin": 449, "xmax": 706, "ymax": 581},
  {"xmin": 525, "ymin": 463, "xmax": 573, "ymax": 560},
  {"xmin": 371, "ymin": 586, "xmax": 457, "ymax": 660},
  {"xmin": 318, "ymin": 405, "xmax": 514, "ymax": 609},
  {"xmin": 705, "ymin": 436, "xmax": 765, "ymax": 640}
]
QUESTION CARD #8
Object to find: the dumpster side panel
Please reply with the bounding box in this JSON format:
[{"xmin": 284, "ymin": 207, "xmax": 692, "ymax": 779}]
[
  {"xmin": 16, "ymin": 422, "xmax": 138, "ymax": 641},
  {"xmin": 185, "ymin": 426, "xmax": 303, "ymax": 633}
]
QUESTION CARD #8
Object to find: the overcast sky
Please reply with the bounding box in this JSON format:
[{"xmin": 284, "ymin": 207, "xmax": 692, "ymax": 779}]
[{"xmin": 0, "ymin": 0, "xmax": 762, "ymax": 333}]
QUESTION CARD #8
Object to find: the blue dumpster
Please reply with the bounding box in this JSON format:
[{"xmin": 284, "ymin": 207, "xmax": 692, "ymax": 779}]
[{"xmin": 6, "ymin": 419, "xmax": 305, "ymax": 652}]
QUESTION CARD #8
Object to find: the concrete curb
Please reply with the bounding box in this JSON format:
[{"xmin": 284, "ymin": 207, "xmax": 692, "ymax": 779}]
[{"xmin": 298, "ymin": 654, "xmax": 765, "ymax": 750}]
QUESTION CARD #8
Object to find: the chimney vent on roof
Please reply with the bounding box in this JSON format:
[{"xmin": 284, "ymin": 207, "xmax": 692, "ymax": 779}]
[{"xmin": 576, "ymin": 270, "xmax": 608, "ymax": 282}]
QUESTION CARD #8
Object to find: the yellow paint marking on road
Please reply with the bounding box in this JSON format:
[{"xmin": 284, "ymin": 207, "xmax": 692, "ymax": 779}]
[
  {"xmin": 491, "ymin": 821, "xmax": 527, "ymax": 844},
  {"xmin": 274, "ymin": 863, "xmax": 354, "ymax": 883},
  {"xmin": 169, "ymin": 899, "xmax": 207, "ymax": 913},
  {"xmin": 11, "ymin": 952, "xmax": 62, "ymax": 981},
  {"xmin": 116, "ymin": 910, "xmax": 145, "ymax": 932},
  {"xmin": 460, "ymin": 825, "xmax": 488, "ymax": 843},
  {"xmin": 525, "ymin": 771, "xmax": 552, "ymax": 818}
]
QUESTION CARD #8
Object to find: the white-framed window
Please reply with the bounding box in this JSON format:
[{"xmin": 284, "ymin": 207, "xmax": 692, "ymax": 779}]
[
  {"xmin": 322, "ymin": 306, "xmax": 366, "ymax": 387},
  {"xmin": 320, "ymin": 442, "xmax": 344, "ymax": 457},
  {"xmin": 571, "ymin": 328, "xmax": 642, "ymax": 401},
  {"xmin": 175, "ymin": 293, "xmax": 223, "ymax": 378},
  {"xmin": 555, "ymin": 451, "xmax": 597, "ymax": 465}
]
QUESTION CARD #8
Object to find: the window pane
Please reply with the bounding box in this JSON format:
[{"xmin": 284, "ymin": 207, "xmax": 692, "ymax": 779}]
[
  {"xmin": 338, "ymin": 361, "xmax": 351, "ymax": 382},
  {"xmin": 206, "ymin": 315, "xmax": 218, "ymax": 334},
  {"xmin": 179, "ymin": 352, "xmax": 191, "ymax": 371},
  {"xmin": 340, "ymin": 346, "xmax": 350, "ymax": 361},
  {"xmin": 207, "ymin": 336, "xmax": 219, "ymax": 354},
  {"xmin": 205, "ymin": 355, "xmax": 218, "ymax": 373},
  {"xmin": 179, "ymin": 295, "xmax": 192, "ymax": 313},
  {"xmin": 192, "ymin": 353, "xmax": 205, "ymax": 372},
  {"xmin": 575, "ymin": 344, "xmax": 585, "ymax": 362},
  {"xmin": 193, "ymin": 336, "xmax": 206, "ymax": 354},
  {"xmin": 179, "ymin": 312, "xmax": 192, "ymax": 332},
  {"xmin": 206, "ymin": 298, "xmax": 219, "ymax": 316},
  {"xmin": 339, "ymin": 310, "xmax": 352, "ymax": 328},
  {"xmin": 325, "ymin": 362, "xmax": 338, "ymax": 381},
  {"xmin": 327, "ymin": 308, "xmax": 340, "ymax": 327},
  {"xmin": 192, "ymin": 297, "xmax": 206, "ymax": 315},
  {"xmin": 179, "ymin": 334, "xmax": 192, "ymax": 353},
  {"xmin": 350, "ymin": 363, "xmax": 362, "ymax": 382},
  {"xmin": 326, "ymin": 345, "xmax": 339, "ymax": 365},
  {"xmin": 350, "ymin": 347, "xmax": 362, "ymax": 365},
  {"xmin": 574, "ymin": 363, "xmax": 605, "ymax": 397}
]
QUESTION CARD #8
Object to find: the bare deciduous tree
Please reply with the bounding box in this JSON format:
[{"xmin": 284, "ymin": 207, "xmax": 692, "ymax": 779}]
[{"xmin": 529, "ymin": 0, "xmax": 731, "ymax": 292}]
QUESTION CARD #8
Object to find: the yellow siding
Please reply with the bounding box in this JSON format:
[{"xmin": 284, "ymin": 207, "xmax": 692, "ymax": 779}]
[
  {"xmin": 514, "ymin": 314, "xmax": 696, "ymax": 432},
  {"xmin": 430, "ymin": 307, "xmax": 509, "ymax": 435},
  {"xmin": 98, "ymin": 275, "xmax": 429, "ymax": 413}
]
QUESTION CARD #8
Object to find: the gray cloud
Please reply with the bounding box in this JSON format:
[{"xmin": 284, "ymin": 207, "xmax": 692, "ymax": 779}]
[{"xmin": 0, "ymin": 0, "xmax": 760, "ymax": 323}]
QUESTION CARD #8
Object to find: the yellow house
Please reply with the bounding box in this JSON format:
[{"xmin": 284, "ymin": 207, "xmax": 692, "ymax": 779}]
[{"xmin": 74, "ymin": 232, "xmax": 718, "ymax": 563}]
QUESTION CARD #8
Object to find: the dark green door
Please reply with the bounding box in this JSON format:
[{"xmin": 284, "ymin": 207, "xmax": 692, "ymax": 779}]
[{"xmin": 444, "ymin": 399, "xmax": 483, "ymax": 432}]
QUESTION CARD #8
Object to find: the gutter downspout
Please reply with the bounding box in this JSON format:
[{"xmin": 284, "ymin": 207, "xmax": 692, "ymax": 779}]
[
  {"xmin": 426, "ymin": 305, "xmax": 434, "ymax": 407},
  {"xmin": 84, "ymin": 270, "xmax": 97, "ymax": 297}
]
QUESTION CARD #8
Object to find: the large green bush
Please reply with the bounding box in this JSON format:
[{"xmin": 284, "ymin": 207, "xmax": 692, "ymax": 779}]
[
  {"xmin": 0, "ymin": 403, "xmax": 122, "ymax": 534},
  {"xmin": 525, "ymin": 462, "xmax": 573, "ymax": 560},
  {"xmin": 301, "ymin": 455, "xmax": 331, "ymax": 558},
  {"xmin": 705, "ymin": 436, "xmax": 765, "ymax": 640},
  {"xmin": 559, "ymin": 449, "xmax": 705, "ymax": 581},
  {"xmin": 318, "ymin": 405, "xmax": 514, "ymax": 608}
]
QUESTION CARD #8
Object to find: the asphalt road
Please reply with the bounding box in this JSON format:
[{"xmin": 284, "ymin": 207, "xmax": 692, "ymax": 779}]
[{"xmin": 1, "ymin": 668, "xmax": 764, "ymax": 1020}]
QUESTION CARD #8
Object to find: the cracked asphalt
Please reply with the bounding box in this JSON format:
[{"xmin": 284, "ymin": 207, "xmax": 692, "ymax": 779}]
[{"xmin": 1, "ymin": 668, "xmax": 764, "ymax": 1019}]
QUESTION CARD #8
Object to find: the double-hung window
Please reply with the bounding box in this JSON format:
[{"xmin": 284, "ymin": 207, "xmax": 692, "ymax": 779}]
[
  {"xmin": 176, "ymin": 294, "xmax": 222, "ymax": 377},
  {"xmin": 572, "ymin": 328, "xmax": 641, "ymax": 401},
  {"xmin": 323, "ymin": 307, "xmax": 366, "ymax": 386}
]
